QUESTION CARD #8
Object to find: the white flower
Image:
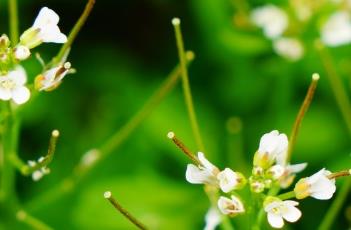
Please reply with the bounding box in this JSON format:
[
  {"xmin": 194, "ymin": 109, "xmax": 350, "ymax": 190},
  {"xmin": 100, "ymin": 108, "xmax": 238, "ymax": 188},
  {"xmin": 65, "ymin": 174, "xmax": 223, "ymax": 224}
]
[
  {"xmin": 273, "ymin": 37, "xmax": 304, "ymax": 61},
  {"xmin": 204, "ymin": 207, "xmax": 221, "ymax": 230},
  {"xmin": 321, "ymin": 11, "xmax": 351, "ymax": 47},
  {"xmin": 254, "ymin": 130, "xmax": 288, "ymax": 168},
  {"xmin": 264, "ymin": 199, "xmax": 301, "ymax": 228},
  {"xmin": 267, "ymin": 165, "xmax": 285, "ymax": 180},
  {"xmin": 186, "ymin": 152, "xmax": 219, "ymax": 185},
  {"xmin": 217, "ymin": 168, "xmax": 246, "ymax": 193},
  {"xmin": 279, "ymin": 163, "xmax": 307, "ymax": 188},
  {"xmin": 35, "ymin": 62, "xmax": 71, "ymax": 91},
  {"xmin": 251, "ymin": 5, "xmax": 288, "ymax": 39},
  {"xmin": 217, "ymin": 195, "xmax": 245, "ymax": 216},
  {"xmin": 20, "ymin": 7, "xmax": 67, "ymax": 49},
  {"xmin": 0, "ymin": 66, "xmax": 30, "ymax": 104},
  {"xmin": 294, "ymin": 168, "xmax": 336, "ymax": 200},
  {"xmin": 27, "ymin": 157, "xmax": 50, "ymax": 181},
  {"xmin": 13, "ymin": 45, "xmax": 31, "ymax": 60}
]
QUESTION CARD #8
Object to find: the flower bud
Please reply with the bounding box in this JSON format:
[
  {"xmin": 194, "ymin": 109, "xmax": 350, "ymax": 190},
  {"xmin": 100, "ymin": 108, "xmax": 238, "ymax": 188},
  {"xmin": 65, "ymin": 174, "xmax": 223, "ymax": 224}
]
[
  {"xmin": 0, "ymin": 34, "xmax": 10, "ymax": 48},
  {"xmin": 13, "ymin": 45, "xmax": 31, "ymax": 61}
]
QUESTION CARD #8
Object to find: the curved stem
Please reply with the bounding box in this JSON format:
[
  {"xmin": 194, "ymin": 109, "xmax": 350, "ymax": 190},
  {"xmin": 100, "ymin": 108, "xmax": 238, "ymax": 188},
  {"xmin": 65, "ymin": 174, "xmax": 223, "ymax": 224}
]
[
  {"xmin": 172, "ymin": 18, "xmax": 205, "ymax": 152},
  {"xmin": 51, "ymin": 0, "xmax": 95, "ymax": 66},
  {"xmin": 16, "ymin": 210, "xmax": 53, "ymax": 230}
]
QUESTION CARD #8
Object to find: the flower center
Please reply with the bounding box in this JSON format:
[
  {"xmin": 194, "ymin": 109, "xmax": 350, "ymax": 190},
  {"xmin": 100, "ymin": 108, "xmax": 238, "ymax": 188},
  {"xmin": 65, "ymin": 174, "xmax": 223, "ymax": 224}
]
[{"xmin": 0, "ymin": 78, "xmax": 16, "ymax": 90}]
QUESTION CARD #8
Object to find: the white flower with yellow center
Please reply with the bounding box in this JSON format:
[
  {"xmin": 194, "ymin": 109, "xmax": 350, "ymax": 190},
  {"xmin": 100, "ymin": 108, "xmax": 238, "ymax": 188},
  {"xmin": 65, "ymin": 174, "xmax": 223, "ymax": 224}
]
[
  {"xmin": 294, "ymin": 168, "xmax": 336, "ymax": 200},
  {"xmin": 35, "ymin": 62, "xmax": 71, "ymax": 91},
  {"xmin": 251, "ymin": 5, "xmax": 288, "ymax": 39},
  {"xmin": 217, "ymin": 195, "xmax": 245, "ymax": 216},
  {"xmin": 254, "ymin": 130, "xmax": 288, "ymax": 169},
  {"xmin": 264, "ymin": 198, "xmax": 301, "ymax": 228},
  {"xmin": 186, "ymin": 152, "xmax": 219, "ymax": 185},
  {"xmin": 321, "ymin": 11, "xmax": 351, "ymax": 47},
  {"xmin": 20, "ymin": 7, "xmax": 67, "ymax": 49},
  {"xmin": 0, "ymin": 66, "xmax": 30, "ymax": 104}
]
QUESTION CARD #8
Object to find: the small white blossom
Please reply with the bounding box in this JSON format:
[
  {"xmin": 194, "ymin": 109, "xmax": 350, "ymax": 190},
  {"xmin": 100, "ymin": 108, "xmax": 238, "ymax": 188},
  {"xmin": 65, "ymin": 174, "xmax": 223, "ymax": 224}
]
[
  {"xmin": 20, "ymin": 7, "xmax": 67, "ymax": 49},
  {"xmin": 251, "ymin": 5, "xmax": 288, "ymax": 39},
  {"xmin": 321, "ymin": 11, "xmax": 351, "ymax": 47},
  {"xmin": 186, "ymin": 152, "xmax": 219, "ymax": 185},
  {"xmin": 28, "ymin": 156, "xmax": 50, "ymax": 181},
  {"xmin": 13, "ymin": 45, "xmax": 31, "ymax": 60},
  {"xmin": 273, "ymin": 37, "xmax": 304, "ymax": 61},
  {"xmin": 267, "ymin": 165, "xmax": 285, "ymax": 180},
  {"xmin": 35, "ymin": 62, "xmax": 71, "ymax": 91},
  {"xmin": 217, "ymin": 195, "xmax": 245, "ymax": 216},
  {"xmin": 264, "ymin": 199, "xmax": 301, "ymax": 228},
  {"xmin": 294, "ymin": 168, "xmax": 336, "ymax": 200},
  {"xmin": 254, "ymin": 130, "xmax": 288, "ymax": 168},
  {"xmin": 217, "ymin": 168, "xmax": 245, "ymax": 193},
  {"xmin": 0, "ymin": 66, "xmax": 30, "ymax": 104},
  {"xmin": 279, "ymin": 163, "xmax": 307, "ymax": 188},
  {"xmin": 204, "ymin": 207, "xmax": 221, "ymax": 230}
]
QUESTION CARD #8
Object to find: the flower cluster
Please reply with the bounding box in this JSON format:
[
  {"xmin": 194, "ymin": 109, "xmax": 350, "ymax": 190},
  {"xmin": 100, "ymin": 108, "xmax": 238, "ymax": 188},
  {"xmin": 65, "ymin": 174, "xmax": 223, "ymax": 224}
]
[
  {"xmin": 0, "ymin": 7, "xmax": 71, "ymax": 105},
  {"xmin": 27, "ymin": 156, "xmax": 51, "ymax": 181},
  {"xmin": 249, "ymin": 2, "xmax": 351, "ymax": 61},
  {"xmin": 175, "ymin": 130, "xmax": 340, "ymax": 229}
]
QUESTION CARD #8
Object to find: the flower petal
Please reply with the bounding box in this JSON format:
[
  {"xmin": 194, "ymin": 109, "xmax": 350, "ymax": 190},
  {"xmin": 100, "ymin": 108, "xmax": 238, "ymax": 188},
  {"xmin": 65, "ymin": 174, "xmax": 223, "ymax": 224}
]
[
  {"xmin": 268, "ymin": 213, "xmax": 284, "ymax": 228},
  {"xmin": 33, "ymin": 7, "xmax": 60, "ymax": 29},
  {"xmin": 185, "ymin": 164, "xmax": 215, "ymax": 184},
  {"xmin": 204, "ymin": 208, "xmax": 221, "ymax": 230},
  {"xmin": 12, "ymin": 86, "xmax": 30, "ymax": 104},
  {"xmin": 197, "ymin": 152, "xmax": 217, "ymax": 172},
  {"xmin": 283, "ymin": 205, "xmax": 301, "ymax": 223}
]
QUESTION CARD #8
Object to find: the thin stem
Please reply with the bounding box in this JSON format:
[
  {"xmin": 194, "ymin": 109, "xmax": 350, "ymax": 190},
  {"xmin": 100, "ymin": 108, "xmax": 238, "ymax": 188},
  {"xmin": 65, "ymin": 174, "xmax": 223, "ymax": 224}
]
[
  {"xmin": 16, "ymin": 210, "xmax": 53, "ymax": 230},
  {"xmin": 9, "ymin": 130, "xmax": 59, "ymax": 175},
  {"xmin": 104, "ymin": 191, "xmax": 148, "ymax": 230},
  {"xmin": 277, "ymin": 191, "xmax": 296, "ymax": 200},
  {"xmin": 25, "ymin": 54, "xmax": 195, "ymax": 210},
  {"xmin": 8, "ymin": 0, "xmax": 19, "ymax": 45},
  {"xmin": 51, "ymin": 0, "xmax": 95, "ymax": 66},
  {"xmin": 318, "ymin": 178, "xmax": 351, "ymax": 230},
  {"xmin": 315, "ymin": 41, "xmax": 351, "ymax": 135},
  {"xmin": 287, "ymin": 73, "xmax": 319, "ymax": 163},
  {"xmin": 172, "ymin": 18, "xmax": 205, "ymax": 152},
  {"xmin": 167, "ymin": 131, "xmax": 200, "ymax": 165},
  {"xmin": 327, "ymin": 169, "xmax": 351, "ymax": 180}
]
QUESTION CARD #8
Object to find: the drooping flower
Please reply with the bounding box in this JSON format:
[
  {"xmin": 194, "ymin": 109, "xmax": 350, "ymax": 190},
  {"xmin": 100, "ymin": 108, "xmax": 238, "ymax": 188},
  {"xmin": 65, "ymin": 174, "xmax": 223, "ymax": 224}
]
[
  {"xmin": 251, "ymin": 5, "xmax": 288, "ymax": 39},
  {"xmin": 279, "ymin": 163, "xmax": 307, "ymax": 188},
  {"xmin": 20, "ymin": 7, "xmax": 67, "ymax": 49},
  {"xmin": 253, "ymin": 130, "xmax": 288, "ymax": 169},
  {"xmin": 0, "ymin": 66, "xmax": 30, "ymax": 104},
  {"xmin": 321, "ymin": 11, "xmax": 351, "ymax": 47},
  {"xmin": 273, "ymin": 37, "xmax": 304, "ymax": 61},
  {"xmin": 186, "ymin": 152, "xmax": 219, "ymax": 185},
  {"xmin": 217, "ymin": 195, "xmax": 245, "ymax": 216},
  {"xmin": 217, "ymin": 168, "xmax": 246, "ymax": 193},
  {"xmin": 204, "ymin": 207, "xmax": 221, "ymax": 230},
  {"xmin": 34, "ymin": 62, "xmax": 71, "ymax": 91},
  {"xmin": 294, "ymin": 168, "xmax": 336, "ymax": 200},
  {"xmin": 264, "ymin": 197, "xmax": 301, "ymax": 228}
]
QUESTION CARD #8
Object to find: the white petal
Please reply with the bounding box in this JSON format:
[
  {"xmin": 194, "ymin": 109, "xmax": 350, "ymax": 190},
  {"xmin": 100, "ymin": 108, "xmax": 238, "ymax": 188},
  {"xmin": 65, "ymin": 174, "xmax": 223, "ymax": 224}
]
[
  {"xmin": 12, "ymin": 86, "xmax": 30, "ymax": 104},
  {"xmin": 273, "ymin": 37, "xmax": 304, "ymax": 61},
  {"xmin": 267, "ymin": 213, "xmax": 284, "ymax": 228},
  {"xmin": 185, "ymin": 164, "xmax": 216, "ymax": 184},
  {"xmin": 287, "ymin": 163, "xmax": 307, "ymax": 174},
  {"xmin": 40, "ymin": 26, "xmax": 67, "ymax": 43},
  {"xmin": 32, "ymin": 170, "xmax": 43, "ymax": 181},
  {"xmin": 33, "ymin": 7, "xmax": 60, "ymax": 29},
  {"xmin": 197, "ymin": 152, "xmax": 217, "ymax": 172},
  {"xmin": 283, "ymin": 205, "xmax": 301, "ymax": 223},
  {"xmin": 0, "ymin": 87, "xmax": 12, "ymax": 100},
  {"xmin": 217, "ymin": 196, "xmax": 232, "ymax": 215},
  {"xmin": 204, "ymin": 208, "xmax": 221, "ymax": 230},
  {"xmin": 321, "ymin": 11, "xmax": 351, "ymax": 47},
  {"xmin": 310, "ymin": 178, "xmax": 336, "ymax": 200},
  {"xmin": 217, "ymin": 168, "xmax": 238, "ymax": 193},
  {"xmin": 8, "ymin": 66, "xmax": 27, "ymax": 85}
]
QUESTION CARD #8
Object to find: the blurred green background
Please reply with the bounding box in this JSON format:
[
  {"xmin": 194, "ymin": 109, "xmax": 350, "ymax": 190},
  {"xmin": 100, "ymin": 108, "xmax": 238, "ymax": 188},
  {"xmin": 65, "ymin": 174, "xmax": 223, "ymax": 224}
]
[{"xmin": 0, "ymin": 0, "xmax": 350, "ymax": 229}]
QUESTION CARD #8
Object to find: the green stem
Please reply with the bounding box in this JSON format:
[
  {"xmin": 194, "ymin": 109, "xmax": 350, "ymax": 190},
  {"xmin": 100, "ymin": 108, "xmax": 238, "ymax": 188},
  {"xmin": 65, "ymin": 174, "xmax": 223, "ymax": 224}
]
[
  {"xmin": 287, "ymin": 74, "xmax": 319, "ymax": 163},
  {"xmin": 25, "ymin": 55, "xmax": 195, "ymax": 211},
  {"xmin": 318, "ymin": 178, "xmax": 351, "ymax": 230},
  {"xmin": 8, "ymin": 0, "xmax": 19, "ymax": 45},
  {"xmin": 16, "ymin": 210, "xmax": 53, "ymax": 230},
  {"xmin": 315, "ymin": 42, "xmax": 351, "ymax": 135},
  {"xmin": 51, "ymin": 0, "xmax": 95, "ymax": 66},
  {"xmin": 277, "ymin": 191, "xmax": 296, "ymax": 200},
  {"xmin": 172, "ymin": 18, "xmax": 205, "ymax": 152}
]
